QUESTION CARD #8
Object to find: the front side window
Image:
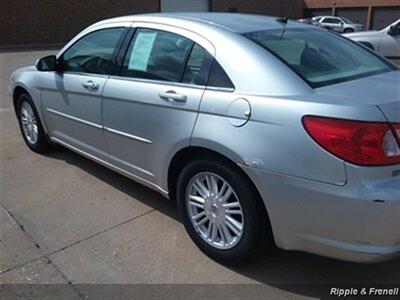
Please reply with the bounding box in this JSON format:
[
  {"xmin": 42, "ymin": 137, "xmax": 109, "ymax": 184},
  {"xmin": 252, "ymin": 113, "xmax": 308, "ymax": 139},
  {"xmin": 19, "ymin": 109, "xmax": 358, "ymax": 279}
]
[
  {"xmin": 245, "ymin": 28, "xmax": 394, "ymax": 88},
  {"xmin": 62, "ymin": 28, "xmax": 125, "ymax": 75},
  {"xmin": 122, "ymin": 28, "xmax": 192, "ymax": 82}
]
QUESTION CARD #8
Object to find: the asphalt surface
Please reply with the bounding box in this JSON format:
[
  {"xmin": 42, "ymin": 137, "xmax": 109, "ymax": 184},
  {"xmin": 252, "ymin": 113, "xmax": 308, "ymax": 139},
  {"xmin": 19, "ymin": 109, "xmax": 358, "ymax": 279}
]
[{"xmin": 0, "ymin": 50, "xmax": 399, "ymax": 299}]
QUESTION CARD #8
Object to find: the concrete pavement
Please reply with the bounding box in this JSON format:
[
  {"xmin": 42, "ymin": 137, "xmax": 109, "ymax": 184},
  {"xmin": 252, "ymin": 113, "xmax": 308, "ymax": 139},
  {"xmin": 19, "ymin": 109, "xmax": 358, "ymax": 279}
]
[{"xmin": 0, "ymin": 50, "xmax": 399, "ymax": 299}]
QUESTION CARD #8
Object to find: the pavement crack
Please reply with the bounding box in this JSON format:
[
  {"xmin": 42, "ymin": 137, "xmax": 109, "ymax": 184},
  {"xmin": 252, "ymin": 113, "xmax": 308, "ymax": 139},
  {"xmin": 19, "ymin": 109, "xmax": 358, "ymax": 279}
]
[
  {"xmin": 0, "ymin": 203, "xmax": 44, "ymax": 254},
  {"xmin": 1, "ymin": 203, "xmax": 82, "ymax": 296},
  {"xmin": 46, "ymin": 256, "xmax": 86, "ymax": 300},
  {"xmin": 0, "ymin": 203, "xmax": 170, "ymax": 276}
]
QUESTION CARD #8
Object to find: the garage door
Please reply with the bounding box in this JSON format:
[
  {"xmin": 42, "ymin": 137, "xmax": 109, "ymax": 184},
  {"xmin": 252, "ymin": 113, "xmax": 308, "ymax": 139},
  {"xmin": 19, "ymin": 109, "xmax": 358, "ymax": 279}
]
[
  {"xmin": 371, "ymin": 6, "xmax": 400, "ymax": 30},
  {"xmin": 304, "ymin": 9, "xmax": 332, "ymax": 18},
  {"xmin": 161, "ymin": 0, "xmax": 210, "ymax": 12},
  {"xmin": 336, "ymin": 7, "xmax": 368, "ymax": 26}
]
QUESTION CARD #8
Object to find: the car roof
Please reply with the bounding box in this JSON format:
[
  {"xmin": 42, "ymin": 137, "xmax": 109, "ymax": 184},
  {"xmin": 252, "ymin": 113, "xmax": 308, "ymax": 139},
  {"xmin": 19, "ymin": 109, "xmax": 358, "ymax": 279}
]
[
  {"xmin": 95, "ymin": 12, "xmax": 308, "ymax": 34},
  {"xmin": 318, "ymin": 16, "xmax": 339, "ymax": 18}
]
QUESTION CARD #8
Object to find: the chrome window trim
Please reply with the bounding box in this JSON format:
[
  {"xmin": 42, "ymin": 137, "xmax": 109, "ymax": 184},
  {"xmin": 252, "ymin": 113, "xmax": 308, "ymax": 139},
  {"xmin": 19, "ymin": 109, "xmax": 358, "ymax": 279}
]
[
  {"xmin": 46, "ymin": 108, "xmax": 103, "ymax": 129},
  {"xmin": 56, "ymin": 21, "xmax": 236, "ymax": 91},
  {"xmin": 108, "ymin": 75, "xmax": 235, "ymax": 93},
  {"xmin": 49, "ymin": 137, "xmax": 169, "ymax": 197},
  {"xmin": 60, "ymin": 71, "xmax": 110, "ymax": 79},
  {"xmin": 108, "ymin": 75, "xmax": 206, "ymax": 90},
  {"xmin": 104, "ymin": 126, "xmax": 152, "ymax": 144},
  {"xmin": 130, "ymin": 21, "xmax": 216, "ymax": 56},
  {"xmin": 115, "ymin": 22, "xmax": 235, "ymax": 92},
  {"xmin": 206, "ymin": 86, "xmax": 235, "ymax": 93}
]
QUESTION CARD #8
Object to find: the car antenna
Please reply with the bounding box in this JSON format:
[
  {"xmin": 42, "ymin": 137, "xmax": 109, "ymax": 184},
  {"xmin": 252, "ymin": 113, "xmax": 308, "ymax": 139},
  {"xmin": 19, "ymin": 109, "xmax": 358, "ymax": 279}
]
[
  {"xmin": 276, "ymin": 16, "xmax": 289, "ymax": 39},
  {"xmin": 276, "ymin": 16, "xmax": 289, "ymax": 24}
]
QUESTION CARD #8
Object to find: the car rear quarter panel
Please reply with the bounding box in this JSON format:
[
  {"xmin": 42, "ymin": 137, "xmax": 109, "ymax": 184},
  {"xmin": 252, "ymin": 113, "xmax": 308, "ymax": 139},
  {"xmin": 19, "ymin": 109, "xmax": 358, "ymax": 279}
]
[
  {"xmin": 192, "ymin": 90, "xmax": 397, "ymax": 257},
  {"xmin": 192, "ymin": 90, "xmax": 387, "ymax": 186}
]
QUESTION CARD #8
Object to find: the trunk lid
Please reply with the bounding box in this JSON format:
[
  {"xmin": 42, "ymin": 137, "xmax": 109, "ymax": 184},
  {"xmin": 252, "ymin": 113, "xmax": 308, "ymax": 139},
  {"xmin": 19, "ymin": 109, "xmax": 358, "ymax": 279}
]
[
  {"xmin": 378, "ymin": 101, "xmax": 400, "ymax": 123},
  {"xmin": 316, "ymin": 70, "xmax": 400, "ymax": 122}
]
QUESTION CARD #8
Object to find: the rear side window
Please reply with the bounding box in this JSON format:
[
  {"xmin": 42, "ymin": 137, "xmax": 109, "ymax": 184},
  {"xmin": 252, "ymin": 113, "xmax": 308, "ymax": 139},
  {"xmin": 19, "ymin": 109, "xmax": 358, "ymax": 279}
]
[
  {"xmin": 182, "ymin": 44, "xmax": 209, "ymax": 85},
  {"xmin": 121, "ymin": 28, "xmax": 192, "ymax": 82},
  {"xmin": 207, "ymin": 61, "xmax": 235, "ymax": 89},
  {"xmin": 120, "ymin": 27, "xmax": 234, "ymax": 89},
  {"xmin": 62, "ymin": 28, "xmax": 125, "ymax": 75}
]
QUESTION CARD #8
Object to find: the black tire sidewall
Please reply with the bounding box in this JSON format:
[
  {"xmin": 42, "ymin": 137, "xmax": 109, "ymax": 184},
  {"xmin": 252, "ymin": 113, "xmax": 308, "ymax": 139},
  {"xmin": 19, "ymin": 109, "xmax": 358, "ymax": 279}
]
[
  {"xmin": 17, "ymin": 93, "xmax": 49, "ymax": 153},
  {"xmin": 177, "ymin": 159, "xmax": 270, "ymax": 263}
]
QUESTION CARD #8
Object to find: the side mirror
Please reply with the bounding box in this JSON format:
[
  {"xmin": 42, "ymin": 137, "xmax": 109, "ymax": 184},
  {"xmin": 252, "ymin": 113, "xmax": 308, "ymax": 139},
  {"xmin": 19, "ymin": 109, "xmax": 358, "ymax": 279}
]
[
  {"xmin": 388, "ymin": 25, "xmax": 400, "ymax": 36},
  {"xmin": 36, "ymin": 55, "xmax": 61, "ymax": 72}
]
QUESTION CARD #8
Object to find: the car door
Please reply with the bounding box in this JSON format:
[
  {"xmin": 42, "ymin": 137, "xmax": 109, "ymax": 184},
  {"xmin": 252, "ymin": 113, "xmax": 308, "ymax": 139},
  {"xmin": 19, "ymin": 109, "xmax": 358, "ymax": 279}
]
[
  {"xmin": 379, "ymin": 21, "xmax": 400, "ymax": 65},
  {"xmin": 102, "ymin": 24, "xmax": 215, "ymax": 186},
  {"xmin": 41, "ymin": 25, "xmax": 128, "ymax": 159}
]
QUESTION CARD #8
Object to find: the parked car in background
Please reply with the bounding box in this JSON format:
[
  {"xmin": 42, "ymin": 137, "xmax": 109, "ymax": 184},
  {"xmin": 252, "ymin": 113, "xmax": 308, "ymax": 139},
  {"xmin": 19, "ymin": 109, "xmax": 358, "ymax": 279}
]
[
  {"xmin": 9, "ymin": 13, "xmax": 400, "ymax": 263},
  {"xmin": 313, "ymin": 16, "xmax": 365, "ymax": 33},
  {"xmin": 344, "ymin": 19, "xmax": 400, "ymax": 65}
]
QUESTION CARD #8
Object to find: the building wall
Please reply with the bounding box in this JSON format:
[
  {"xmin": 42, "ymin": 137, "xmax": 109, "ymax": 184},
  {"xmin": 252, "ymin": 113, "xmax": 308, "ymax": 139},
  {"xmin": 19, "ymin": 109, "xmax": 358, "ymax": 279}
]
[
  {"xmin": 1, "ymin": 0, "xmax": 398, "ymax": 48},
  {"xmin": 371, "ymin": 6, "xmax": 400, "ymax": 29},
  {"xmin": 0, "ymin": 0, "xmax": 159, "ymax": 48},
  {"xmin": 304, "ymin": 0, "xmax": 400, "ymax": 29},
  {"xmin": 211, "ymin": 0, "xmax": 304, "ymax": 18},
  {"xmin": 304, "ymin": 0, "xmax": 400, "ymax": 8},
  {"xmin": 0, "ymin": 0, "xmax": 304, "ymax": 48},
  {"xmin": 336, "ymin": 7, "xmax": 369, "ymax": 25}
]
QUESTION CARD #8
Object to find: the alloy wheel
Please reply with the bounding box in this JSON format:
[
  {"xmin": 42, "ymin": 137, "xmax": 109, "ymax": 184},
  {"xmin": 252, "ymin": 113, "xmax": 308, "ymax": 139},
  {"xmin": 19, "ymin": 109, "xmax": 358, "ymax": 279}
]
[
  {"xmin": 20, "ymin": 101, "xmax": 38, "ymax": 145},
  {"xmin": 186, "ymin": 172, "xmax": 244, "ymax": 250}
]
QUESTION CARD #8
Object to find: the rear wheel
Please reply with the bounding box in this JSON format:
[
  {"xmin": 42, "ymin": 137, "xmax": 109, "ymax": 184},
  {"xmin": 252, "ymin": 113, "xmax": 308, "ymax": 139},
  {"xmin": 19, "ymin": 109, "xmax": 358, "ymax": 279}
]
[
  {"xmin": 17, "ymin": 93, "xmax": 52, "ymax": 153},
  {"xmin": 344, "ymin": 28, "xmax": 354, "ymax": 33},
  {"xmin": 177, "ymin": 159, "xmax": 273, "ymax": 263}
]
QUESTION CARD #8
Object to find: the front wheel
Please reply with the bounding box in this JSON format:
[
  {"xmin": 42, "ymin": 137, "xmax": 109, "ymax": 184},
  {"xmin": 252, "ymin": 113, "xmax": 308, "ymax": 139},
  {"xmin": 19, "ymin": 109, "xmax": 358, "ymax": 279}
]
[
  {"xmin": 177, "ymin": 159, "xmax": 273, "ymax": 263},
  {"xmin": 17, "ymin": 93, "xmax": 52, "ymax": 153},
  {"xmin": 344, "ymin": 28, "xmax": 354, "ymax": 33}
]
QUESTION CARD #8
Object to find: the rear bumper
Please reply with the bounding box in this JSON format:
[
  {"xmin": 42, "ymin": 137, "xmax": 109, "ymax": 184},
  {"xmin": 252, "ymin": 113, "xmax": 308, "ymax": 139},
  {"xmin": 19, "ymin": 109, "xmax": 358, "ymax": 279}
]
[{"xmin": 242, "ymin": 165, "xmax": 400, "ymax": 263}]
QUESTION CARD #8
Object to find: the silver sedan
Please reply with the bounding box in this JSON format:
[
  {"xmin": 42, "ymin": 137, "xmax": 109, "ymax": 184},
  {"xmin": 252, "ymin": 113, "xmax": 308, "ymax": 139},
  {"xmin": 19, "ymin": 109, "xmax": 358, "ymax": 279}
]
[{"xmin": 9, "ymin": 13, "xmax": 400, "ymax": 263}]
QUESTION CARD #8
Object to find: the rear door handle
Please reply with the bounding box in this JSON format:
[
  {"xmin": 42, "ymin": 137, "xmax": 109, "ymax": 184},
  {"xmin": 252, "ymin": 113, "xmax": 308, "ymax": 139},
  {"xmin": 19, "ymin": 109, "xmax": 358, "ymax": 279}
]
[
  {"xmin": 82, "ymin": 80, "xmax": 99, "ymax": 90},
  {"xmin": 159, "ymin": 91, "xmax": 187, "ymax": 103}
]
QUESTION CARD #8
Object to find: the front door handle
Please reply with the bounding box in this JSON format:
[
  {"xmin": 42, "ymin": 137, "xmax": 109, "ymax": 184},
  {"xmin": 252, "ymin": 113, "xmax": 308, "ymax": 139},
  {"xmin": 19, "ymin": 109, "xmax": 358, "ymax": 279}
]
[
  {"xmin": 159, "ymin": 91, "xmax": 187, "ymax": 103},
  {"xmin": 82, "ymin": 80, "xmax": 99, "ymax": 90}
]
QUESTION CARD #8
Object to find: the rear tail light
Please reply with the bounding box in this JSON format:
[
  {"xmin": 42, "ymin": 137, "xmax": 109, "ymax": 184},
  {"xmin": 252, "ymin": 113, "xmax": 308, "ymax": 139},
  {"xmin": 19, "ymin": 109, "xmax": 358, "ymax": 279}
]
[{"xmin": 302, "ymin": 116, "xmax": 400, "ymax": 166}]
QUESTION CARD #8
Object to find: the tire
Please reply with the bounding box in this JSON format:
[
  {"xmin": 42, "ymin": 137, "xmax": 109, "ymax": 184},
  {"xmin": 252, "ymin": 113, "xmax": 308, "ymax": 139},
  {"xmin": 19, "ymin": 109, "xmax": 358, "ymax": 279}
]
[
  {"xmin": 177, "ymin": 158, "xmax": 273, "ymax": 263},
  {"xmin": 17, "ymin": 93, "xmax": 52, "ymax": 153},
  {"xmin": 344, "ymin": 28, "xmax": 354, "ymax": 33}
]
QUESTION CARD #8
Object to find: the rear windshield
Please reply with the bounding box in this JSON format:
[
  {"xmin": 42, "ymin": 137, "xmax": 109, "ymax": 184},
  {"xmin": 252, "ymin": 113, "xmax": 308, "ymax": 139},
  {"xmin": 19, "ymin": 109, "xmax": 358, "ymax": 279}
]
[{"xmin": 245, "ymin": 28, "xmax": 394, "ymax": 88}]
